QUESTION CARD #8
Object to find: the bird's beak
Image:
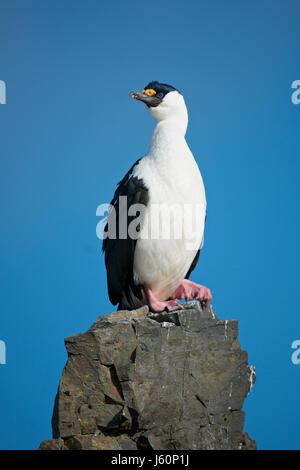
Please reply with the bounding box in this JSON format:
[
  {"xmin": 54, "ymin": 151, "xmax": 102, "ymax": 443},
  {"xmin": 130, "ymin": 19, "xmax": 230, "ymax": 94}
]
[{"xmin": 130, "ymin": 91, "xmax": 162, "ymax": 108}]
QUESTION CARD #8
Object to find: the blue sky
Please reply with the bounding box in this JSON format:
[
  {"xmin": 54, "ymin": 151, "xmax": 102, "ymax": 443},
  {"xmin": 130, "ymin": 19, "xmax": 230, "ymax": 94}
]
[{"xmin": 0, "ymin": 0, "xmax": 299, "ymax": 450}]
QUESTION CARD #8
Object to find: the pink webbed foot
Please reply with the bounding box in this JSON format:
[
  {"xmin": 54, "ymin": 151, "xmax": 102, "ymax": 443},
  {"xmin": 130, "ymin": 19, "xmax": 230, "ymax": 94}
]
[
  {"xmin": 169, "ymin": 279, "xmax": 212, "ymax": 307},
  {"xmin": 145, "ymin": 286, "xmax": 183, "ymax": 313}
]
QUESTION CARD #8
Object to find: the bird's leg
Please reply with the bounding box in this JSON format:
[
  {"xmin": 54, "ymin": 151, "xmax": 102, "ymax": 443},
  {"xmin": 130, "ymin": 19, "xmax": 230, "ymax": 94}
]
[
  {"xmin": 144, "ymin": 286, "xmax": 183, "ymax": 313},
  {"xmin": 169, "ymin": 279, "xmax": 212, "ymax": 306}
]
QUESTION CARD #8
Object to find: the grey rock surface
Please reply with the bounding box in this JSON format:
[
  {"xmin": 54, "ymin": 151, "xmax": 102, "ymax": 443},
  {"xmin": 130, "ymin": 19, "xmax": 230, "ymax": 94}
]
[{"xmin": 39, "ymin": 301, "xmax": 256, "ymax": 450}]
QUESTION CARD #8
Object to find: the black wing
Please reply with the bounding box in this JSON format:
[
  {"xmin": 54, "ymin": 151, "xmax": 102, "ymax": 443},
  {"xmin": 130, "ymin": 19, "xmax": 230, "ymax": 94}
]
[
  {"xmin": 185, "ymin": 249, "xmax": 200, "ymax": 279},
  {"xmin": 185, "ymin": 215, "xmax": 206, "ymax": 279},
  {"xmin": 102, "ymin": 159, "xmax": 149, "ymax": 309}
]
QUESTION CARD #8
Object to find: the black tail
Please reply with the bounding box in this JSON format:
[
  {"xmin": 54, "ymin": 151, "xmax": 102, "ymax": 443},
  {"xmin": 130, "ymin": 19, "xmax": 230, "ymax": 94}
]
[{"xmin": 117, "ymin": 285, "xmax": 148, "ymax": 311}]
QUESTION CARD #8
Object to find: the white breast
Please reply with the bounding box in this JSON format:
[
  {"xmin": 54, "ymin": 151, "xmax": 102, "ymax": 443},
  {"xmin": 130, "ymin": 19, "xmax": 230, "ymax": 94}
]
[{"xmin": 132, "ymin": 122, "xmax": 206, "ymax": 301}]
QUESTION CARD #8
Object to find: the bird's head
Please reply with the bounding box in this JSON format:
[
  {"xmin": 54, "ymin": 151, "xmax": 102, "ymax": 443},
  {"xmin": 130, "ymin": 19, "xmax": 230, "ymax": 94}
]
[{"xmin": 130, "ymin": 81, "xmax": 187, "ymax": 128}]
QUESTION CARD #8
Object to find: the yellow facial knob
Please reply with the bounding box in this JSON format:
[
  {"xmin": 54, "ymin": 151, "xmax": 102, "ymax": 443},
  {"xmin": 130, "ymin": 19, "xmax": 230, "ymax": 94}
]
[{"xmin": 142, "ymin": 89, "xmax": 157, "ymax": 97}]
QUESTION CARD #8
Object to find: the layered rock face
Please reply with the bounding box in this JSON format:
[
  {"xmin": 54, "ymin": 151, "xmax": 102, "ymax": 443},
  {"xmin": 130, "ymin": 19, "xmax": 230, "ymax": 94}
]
[{"xmin": 39, "ymin": 301, "xmax": 256, "ymax": 450}]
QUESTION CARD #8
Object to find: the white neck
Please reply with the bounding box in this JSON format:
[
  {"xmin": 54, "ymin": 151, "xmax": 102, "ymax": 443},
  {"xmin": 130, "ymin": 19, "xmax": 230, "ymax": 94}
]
[
  {"xmin": 148, "ymin": 112, "xmax": 189, "ymax": 160},
  {"xmin": 147, "ymin": 91, "xmax": 189, "ymax": 159},
  {"xmin": 156, "ymin": 112, "xmax": 188, "ymax": 134},
  {"xmin": 148, "ymin": 91, "xmax": 188, "ymax": 136}
]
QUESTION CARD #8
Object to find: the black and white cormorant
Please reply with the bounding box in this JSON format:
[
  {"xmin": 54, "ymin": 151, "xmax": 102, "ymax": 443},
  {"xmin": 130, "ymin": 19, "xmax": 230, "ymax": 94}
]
[{"xmin": 102, "ymin": 81, "xmax": 212, "ymax": 312}]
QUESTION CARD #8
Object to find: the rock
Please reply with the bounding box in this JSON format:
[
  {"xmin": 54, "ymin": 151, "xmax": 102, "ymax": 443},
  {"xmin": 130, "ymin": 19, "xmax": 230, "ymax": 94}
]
[{"xmin": 39, "ymin": 301, "xmax": 256, "ymax": 450}]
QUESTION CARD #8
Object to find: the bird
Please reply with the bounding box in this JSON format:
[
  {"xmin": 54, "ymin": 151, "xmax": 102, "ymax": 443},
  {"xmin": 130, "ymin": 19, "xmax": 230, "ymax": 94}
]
[{"xmin": 102, "ymin": 81, "xmax": 212, "ymax": 312}]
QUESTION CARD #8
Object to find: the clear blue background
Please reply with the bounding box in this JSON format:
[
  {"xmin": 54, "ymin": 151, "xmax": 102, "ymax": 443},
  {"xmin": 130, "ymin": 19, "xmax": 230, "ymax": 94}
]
[{"xmin": 0, "ymin": 0, "xmax": 299, "ymax": 450}]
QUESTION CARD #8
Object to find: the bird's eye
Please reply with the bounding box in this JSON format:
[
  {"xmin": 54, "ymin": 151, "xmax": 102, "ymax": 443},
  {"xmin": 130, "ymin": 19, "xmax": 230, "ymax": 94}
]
[{"xmin": 156, "ymin": 92, "xmax": 164, "ymax": 99}]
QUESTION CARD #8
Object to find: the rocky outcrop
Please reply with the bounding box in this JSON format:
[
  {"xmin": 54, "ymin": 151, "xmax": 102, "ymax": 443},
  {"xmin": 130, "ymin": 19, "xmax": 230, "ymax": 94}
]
[{"xmin": 39, "ymin": 301, "xmax": 256, "ymax": 450}]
